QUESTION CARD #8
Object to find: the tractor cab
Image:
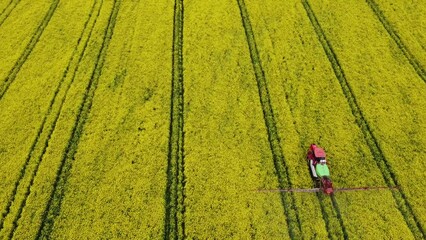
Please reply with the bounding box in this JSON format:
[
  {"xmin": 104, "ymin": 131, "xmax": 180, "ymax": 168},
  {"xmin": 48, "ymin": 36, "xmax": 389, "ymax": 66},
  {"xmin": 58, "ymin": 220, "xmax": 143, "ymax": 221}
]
[{"xmin": 313, "ymin": 147, "xmax": 326, "ymax": 163}]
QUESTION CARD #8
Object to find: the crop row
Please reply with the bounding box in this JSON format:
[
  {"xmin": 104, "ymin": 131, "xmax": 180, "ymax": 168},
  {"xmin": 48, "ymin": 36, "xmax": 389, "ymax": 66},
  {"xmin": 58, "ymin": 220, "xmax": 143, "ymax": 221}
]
[
  {"xmin": 0, "ymin": 0, "xmax": 51, "ymax": 85},
  {"xmin": 0, "ymin": 0, "xmax": 12, "ymax": 15},
  {"xmin": 237, "ymin": 0, "xmax": 304, "ymax": 238},
  {"xmin": 0, "ymin": 0, "xmax": 59, "ymax": 99},
  {"xmin": 42, "ymin": 0, "xmax": 175, "ymax": 238},
  {"xmin": 244, "ymin": 0, "xmax": 424, "ymax": 239},
  {"xmin": 164, "ymin": 0, "xmax": 185, "ymax": 238},
  {"xmin": 36, "ymin": 0, "xmax": 122, "ymax": 238},
  {"xmin": 0, "ymin": 1, "xmax": 102, "ymax": 238},
  {"xmin": 1, "ymin": 0, "xmax": 175, "ymax": 238},
  {"xmin": 0, "ymin": 0, "xmax": 21, "ymax": 27},
  {"xmin": 0, "ymin": 0, "xmax": 122, "ymax": 238},
  {"xmin": 303, "ymin": 0, "xmax": 424, "ymax": 238},
  {"xmin": 245, "ymin": 0, "xmax": 362, "ymax": 238},
  {"xmin": 243, "ymin": 0, "xmax": 356, "ymax": 238},
  {"xmin": 306, "ymin": 0, "xmax": 425, "ymax": 238},
  {"xmin": 0, "ymin": 0, "xmax": 101, "ymax": 238},
  {"xmin": 0, "ymin": 0, "xmax": 424, "ymax": 239},
  {"xmin": 367, "ymin": 0, "xmax": 426, "ymax": 83}
]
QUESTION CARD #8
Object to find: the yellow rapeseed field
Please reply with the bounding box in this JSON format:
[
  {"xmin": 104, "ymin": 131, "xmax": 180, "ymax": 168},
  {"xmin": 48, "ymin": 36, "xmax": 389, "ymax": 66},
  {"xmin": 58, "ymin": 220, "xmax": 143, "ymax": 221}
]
[{"xmin": 0, "ymin": 0, "xmax": 424, "ymax": 239}]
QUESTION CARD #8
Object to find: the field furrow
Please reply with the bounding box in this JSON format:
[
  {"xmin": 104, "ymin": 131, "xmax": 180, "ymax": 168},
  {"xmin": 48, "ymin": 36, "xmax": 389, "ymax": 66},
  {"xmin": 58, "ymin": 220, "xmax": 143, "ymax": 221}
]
[
  {"xmin": 366, "ymin": 0, "xmax": 426, "ymax": 83},
  {"xmin": 36, "ymin": 0, "xmax": 122, "ymax": 238},
  {"xmin": 0, "ymin": 0, "xmax": 423, "ymax": 238},
  {"xmin": 0, "ymin": 1, "xmax": 102, "ymax": 238},
  {"xmin": 164, "ymin": 0, "xmax": 185, "ymax": 238},
  {"xmin": 0, "ymin": 0, "xmax": 13, "ymax": 14},
  {"xmin": 329, "ymin": 195, "xmax": 348, "ymax": 239},
  {"xmin": 0, "ymin": 1, "xmax": 121, "ymax": 239},
  {"xmin": 0, "ymin": 0, "xmax": 52, "ymax": 86},
  {"xmin": 237, "ymin": 0, "xmax": 301, "ymax": 238},
  {"xmin": 0, "ymin": 0, "xmax": 105, "ymax": 238},
  {"xmin": 0, "ymin": 0, "xmax": 59, "ymax": 99},
  {"xmin": 183, "ymin": 0, "xmax": 290, "ymax": 238},
  {"xmin": 240, "ymin": 2, "xmax": 348, "ymax": 239},
  {"xmin": 315, "ymin": 193, "xmax": 345, "ymax": 239},
  {"xmin": 244, "ymin": 0, "xmax": 416, "ymax": 238},
  {"xmin": 32, "ymin": 0, "xmax": 174, "ymax": 238},
  {"xmin": 0, "ymin": 0, "xmax": 51, "ymax": 84},
  {"xmin": 0, "ymin": 0, "xmax": 21, "ymax": 27},
  {"xmin": 306, "ymin": 0, "xmax": 426, "ymax": 238},
  {"xmin": 303, "ymin": 1, "xmax": 423, "ymax": 238},
  {"xmin": 245, "ymin": 1, "xmax": 348, "ymax": 238}
]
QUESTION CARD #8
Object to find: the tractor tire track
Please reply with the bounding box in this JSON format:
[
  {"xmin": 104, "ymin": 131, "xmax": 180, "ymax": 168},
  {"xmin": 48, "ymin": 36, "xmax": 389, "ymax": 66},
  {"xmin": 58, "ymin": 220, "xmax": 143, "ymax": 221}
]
[
  {"xmin": 34, "ymin": 0, "xmax": 122, "ymax": 238},
  {"xmin": 0, "ymin": 1, "xmax": 103, "ymax": 238},
  {"xmin": 254, "ymin": 10, "xmax": 335, "ymax": 238},
  {"xmin": 330, "ymin": 195, "xmax": 349, "ymax": 240},
  {"xmin": 0, "ymin": 0, "xmax": 21, "ymax": 27},
  {"xmin": 163, "ymin": 0, "xmax": 185, "ymax": 238},
  {"xmin": 306, "ymin": 167, "xmax": 346, "ymax": 240},
  {"xmin": 366, "ymin": 0, "xmax": 426, "ymax": 84},
  {"xmin": 315, "ymin": 193, "xmax": 334, "ymax": 240},
  {"xmin": 302, "ymin": 1, "xmax": 425, "ymax": 239},
  {"xmin": 0, "ymin": 0, "xmax": 60, "ymax": 100},
  {"xmin": 0, "ymin": 0, "xmax": 13, "ymax": 16},
  {"xmin": 236, "ymin": 0, "xmax": 301, "ymax": 239},
  {"xmin": 308, "ymin": 160, "xmax": 347, "ymax": 239}
]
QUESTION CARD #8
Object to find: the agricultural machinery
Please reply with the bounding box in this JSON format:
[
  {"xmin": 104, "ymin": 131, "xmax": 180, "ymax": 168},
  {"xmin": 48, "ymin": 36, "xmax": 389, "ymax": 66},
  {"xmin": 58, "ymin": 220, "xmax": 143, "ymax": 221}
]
[
  {"xmin": 307, "ymin": 144, "xmax": 333, "ymax": 195},
  {"xmin": 257, "ymin": 144, "xmax": 398, "ymax": 195}
]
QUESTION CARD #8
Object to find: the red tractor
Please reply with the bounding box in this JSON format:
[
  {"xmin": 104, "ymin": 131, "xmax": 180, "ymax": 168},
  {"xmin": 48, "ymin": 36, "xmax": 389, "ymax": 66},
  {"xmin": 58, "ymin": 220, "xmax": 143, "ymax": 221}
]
[{"xmin": 307, "ymin": 144, "xmax": 333, "ymax": 195}]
